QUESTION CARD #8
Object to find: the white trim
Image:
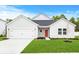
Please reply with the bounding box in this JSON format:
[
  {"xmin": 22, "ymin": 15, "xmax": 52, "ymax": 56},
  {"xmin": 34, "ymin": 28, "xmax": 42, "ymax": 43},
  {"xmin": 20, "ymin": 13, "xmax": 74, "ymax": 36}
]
[{"xmin": 38, "ymin": 26, "xmax": 50, "ymax": 28}]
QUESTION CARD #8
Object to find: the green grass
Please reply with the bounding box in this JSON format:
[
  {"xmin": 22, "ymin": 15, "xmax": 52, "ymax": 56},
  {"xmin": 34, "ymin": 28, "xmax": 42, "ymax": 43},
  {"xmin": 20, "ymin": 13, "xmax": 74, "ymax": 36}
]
[
  {"xmin": 0, "ymin": 35, "xmax": 7, "ymax": 41},
  {"xmin": 22, "ymin": 39, "xmax": 79, "ymax": 53},
  {"xmin": 75, "ymin": 36, "xmax": 79, "ymax": 38},
  {"xmin": 0, "ymin": 37, "xmax": 7, "ymax": 41}
]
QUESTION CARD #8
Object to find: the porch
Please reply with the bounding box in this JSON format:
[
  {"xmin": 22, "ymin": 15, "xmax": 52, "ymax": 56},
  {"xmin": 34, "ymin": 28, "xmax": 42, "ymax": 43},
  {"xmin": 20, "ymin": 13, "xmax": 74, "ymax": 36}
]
[{"xmin": 38, "ymin": 27, "xmax": 50, "ymax": 38}]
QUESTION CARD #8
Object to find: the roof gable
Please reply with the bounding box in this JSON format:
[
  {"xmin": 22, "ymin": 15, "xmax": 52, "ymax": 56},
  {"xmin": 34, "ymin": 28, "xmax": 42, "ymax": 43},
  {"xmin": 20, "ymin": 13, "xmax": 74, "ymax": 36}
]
[
  {"xmin": 7, "ymin": 15, "xmax": 38, "ymax": 26},
  {"xmin": 32, "ymin": 13, "xmax": 52, "ymax": 20},
  {"xmin": 50, "ymin": 18, "xmax": 76, "ymax": 27}
]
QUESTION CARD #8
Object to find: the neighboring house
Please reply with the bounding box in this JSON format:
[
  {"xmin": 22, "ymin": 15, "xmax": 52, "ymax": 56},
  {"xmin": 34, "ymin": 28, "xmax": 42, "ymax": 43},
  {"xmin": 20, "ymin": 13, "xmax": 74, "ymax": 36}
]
[
  {"xmin": 0, "ymin": 19, "xmax": 6, "ymax": 35},
  {"xmin": 7, "ymin": 14, "xmax": 76, "ymax": 39}
]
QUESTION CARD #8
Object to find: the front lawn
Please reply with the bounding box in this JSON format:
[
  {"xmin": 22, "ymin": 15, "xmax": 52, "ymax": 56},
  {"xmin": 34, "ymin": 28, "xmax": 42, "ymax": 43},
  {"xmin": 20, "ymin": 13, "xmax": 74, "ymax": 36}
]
[{"xmin": 22, "ymin": 39, "xmax": 79, "ymax": 53}]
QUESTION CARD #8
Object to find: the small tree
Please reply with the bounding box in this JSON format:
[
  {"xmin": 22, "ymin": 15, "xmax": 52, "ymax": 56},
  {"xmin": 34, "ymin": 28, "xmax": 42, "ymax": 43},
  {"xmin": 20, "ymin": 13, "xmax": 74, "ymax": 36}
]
[
  {"xmin": 70, "ymin": 17, "xmax": 76, "ymax": 24},
  {"xmin": 52, "ymin": 16, "xmax": 60, "ymax": 21},
  {"xmin": 52, "ymin": 14, "xmax": 67, "ymax": 21},
  {"xmin": 76, "ymin": 17, "xmax": 79, "ymax": 25},
  {"xmin": 60, "ymin": 14, "xmax": 67, "ymax": 19},
  {"xmin": 75, "ymin": 17, "xmax": 79, "ymax": 31}
]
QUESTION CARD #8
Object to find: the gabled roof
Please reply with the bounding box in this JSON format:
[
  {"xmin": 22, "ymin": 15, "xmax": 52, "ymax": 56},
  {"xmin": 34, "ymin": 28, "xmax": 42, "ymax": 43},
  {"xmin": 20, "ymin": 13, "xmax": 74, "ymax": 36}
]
[
  {"xmin": 7, "ymin": 14, "xmax": 76, "ymax": 27},
  {"xmin": 32, "ymin": 20, "xmax": 55, "ymax": 26},
  {"xmin": 50, "ymin": 18, "xmax": 76, "ymax": 27},
  {"xmin": 32, "ymin": 13, "xmax": 52, "ymax": 20},
  {"xmin": 7, "ymin": 15, "xmax": 38, "ymax": 26}
]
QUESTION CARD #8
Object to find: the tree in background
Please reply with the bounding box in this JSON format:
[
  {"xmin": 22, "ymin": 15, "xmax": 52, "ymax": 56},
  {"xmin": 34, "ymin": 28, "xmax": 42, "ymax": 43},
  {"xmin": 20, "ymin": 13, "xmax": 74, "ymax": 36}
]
[
  {"xmin": 60, "ymin": 14, "xmax": 67, "ymax": 19},
  {"xmin": 70, "ymin": 17, "xmax": 76, "ymax": 24},
  {"xmin": 69, "ymin": 17, "xmax": 79, "ymax": 31},
  {"xmin": 76, "ymin": 17, "xmax": 79, "ymax": 25},
  {"xmin": 52, "ymin": 14, "xmax": 67, "ymax": 21},
  {"xmin": 75, "ymin": 17, "xmax": 79, "ymax": 31},
  {"xmin": 52, "ymin": 16, "xmax": 60, "ymax": 21}
]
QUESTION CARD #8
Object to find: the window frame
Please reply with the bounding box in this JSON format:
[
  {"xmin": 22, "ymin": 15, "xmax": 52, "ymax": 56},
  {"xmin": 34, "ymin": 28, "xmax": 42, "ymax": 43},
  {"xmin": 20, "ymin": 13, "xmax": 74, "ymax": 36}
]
[
  {"xmin": 58, "ymin": 28, "xmax": 62, "ymax": 35},
  {"xmin": 63, "ymin": 28, "xmax": 67, "ymax": 35}
]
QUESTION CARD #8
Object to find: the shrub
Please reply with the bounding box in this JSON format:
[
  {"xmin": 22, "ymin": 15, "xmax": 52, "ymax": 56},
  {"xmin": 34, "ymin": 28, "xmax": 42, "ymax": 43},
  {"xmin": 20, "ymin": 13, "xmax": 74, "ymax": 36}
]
[
  {"xmin": 37, "ymin": 37, "xmax": 45, "ymax": 39},
  {"xmin": 0, "ymin": 34, "xmax": 4, "ymax": 37}
]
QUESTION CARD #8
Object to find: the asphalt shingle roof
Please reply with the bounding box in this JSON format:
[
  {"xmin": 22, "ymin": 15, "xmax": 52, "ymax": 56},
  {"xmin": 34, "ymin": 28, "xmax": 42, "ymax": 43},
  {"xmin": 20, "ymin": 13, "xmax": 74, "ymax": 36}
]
[{"xmin": 32, "ymin": 20, "xmax": 55, "ymax": 26}]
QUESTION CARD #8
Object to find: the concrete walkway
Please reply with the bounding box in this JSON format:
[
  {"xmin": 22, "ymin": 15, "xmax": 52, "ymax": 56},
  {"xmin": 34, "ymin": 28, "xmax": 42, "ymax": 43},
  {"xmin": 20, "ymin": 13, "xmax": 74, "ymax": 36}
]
[{"xmin": 0, "ymin": 38, "xmax": 33, "ymax": 54}]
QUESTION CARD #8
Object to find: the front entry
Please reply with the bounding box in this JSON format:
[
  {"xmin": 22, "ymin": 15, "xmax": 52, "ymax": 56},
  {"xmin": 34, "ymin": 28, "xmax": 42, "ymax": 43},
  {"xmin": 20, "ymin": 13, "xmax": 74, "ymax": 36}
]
[
  {"xmin": 38, "ymin": 28, "xmax": 49, "ymax": 37},
  {"xmin": 45, "ymin": 30, "xmax": 48, "ymax": 37}
]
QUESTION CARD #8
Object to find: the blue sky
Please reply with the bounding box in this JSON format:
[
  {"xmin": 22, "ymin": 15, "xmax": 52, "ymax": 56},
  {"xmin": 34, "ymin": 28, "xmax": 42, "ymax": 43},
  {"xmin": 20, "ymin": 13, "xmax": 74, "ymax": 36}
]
[
  {"xmin": 0, "ymin": 5, "xmax": 79, "ymax": 20},
  {"xmin": 13, "ymin": 5, "xmax": 79, "ymax": 14}
]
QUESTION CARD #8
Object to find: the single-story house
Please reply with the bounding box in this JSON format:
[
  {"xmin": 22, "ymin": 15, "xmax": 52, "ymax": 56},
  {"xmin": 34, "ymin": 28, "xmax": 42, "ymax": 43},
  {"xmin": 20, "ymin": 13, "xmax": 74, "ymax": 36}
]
[{"xmin": 7, "ymin": 14, "xmax": 76, "ymax": 39}]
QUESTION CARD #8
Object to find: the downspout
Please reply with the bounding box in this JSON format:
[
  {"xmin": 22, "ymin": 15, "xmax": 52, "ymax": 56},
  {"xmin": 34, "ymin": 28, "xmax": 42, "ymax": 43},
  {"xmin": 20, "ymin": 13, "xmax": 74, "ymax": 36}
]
[{"xmin": 5, "ymin": 21, "xmax": 7, "ymax": 38}]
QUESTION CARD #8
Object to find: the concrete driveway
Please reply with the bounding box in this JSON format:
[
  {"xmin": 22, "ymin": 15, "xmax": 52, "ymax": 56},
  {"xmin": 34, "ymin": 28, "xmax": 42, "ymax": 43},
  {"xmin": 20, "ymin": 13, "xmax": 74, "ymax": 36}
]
[{"xmin": 0, "ymin": 38, "xmax": 33, "ymax": 54}]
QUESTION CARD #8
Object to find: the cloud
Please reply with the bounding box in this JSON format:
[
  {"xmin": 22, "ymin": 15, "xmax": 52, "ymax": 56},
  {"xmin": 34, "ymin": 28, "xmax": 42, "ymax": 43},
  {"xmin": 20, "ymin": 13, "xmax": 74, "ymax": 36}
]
[{"xmin": 0, "ymin": 5, "xmax": 35, "ymax": 20}]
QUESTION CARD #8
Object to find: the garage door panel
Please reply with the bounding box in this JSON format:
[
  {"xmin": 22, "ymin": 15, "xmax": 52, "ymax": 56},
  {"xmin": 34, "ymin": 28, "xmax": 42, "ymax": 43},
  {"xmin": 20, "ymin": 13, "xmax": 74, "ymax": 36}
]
[{"xmin": 8, "ymin": 30, "xmax": 35, "ymax": 38}]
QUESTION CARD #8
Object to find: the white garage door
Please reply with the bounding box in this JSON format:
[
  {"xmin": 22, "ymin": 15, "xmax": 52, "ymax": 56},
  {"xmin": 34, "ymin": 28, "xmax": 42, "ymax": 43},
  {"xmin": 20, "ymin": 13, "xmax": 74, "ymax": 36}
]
[{"xmin": 8, "ymin": 29, "xmax": 35, "ymax": 39}]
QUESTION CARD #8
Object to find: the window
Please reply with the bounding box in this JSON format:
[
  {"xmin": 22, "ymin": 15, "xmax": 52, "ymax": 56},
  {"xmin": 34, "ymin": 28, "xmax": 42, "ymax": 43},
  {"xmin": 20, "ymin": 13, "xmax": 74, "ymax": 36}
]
[
  {"xmin": 40, "ymin": 30, "xmax": 42, "ymax": 32},
  {"xmin": 58, "ymin": 28, "xmax": 62, "ymax": 35},
  {"xmin": 63, "ymin": 28, "xmax": 67, "ymax": 35},
  {"xmin": 58, "ymin": 28, "xmax": 67, "ymax": 35}
]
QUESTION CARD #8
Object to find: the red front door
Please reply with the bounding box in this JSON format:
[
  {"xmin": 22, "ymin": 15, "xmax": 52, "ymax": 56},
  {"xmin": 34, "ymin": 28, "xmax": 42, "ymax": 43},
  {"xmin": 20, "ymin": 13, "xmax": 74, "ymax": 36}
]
[{"xmin": 45, "ymin": 30, "xmax": 48, "ymax": 37}]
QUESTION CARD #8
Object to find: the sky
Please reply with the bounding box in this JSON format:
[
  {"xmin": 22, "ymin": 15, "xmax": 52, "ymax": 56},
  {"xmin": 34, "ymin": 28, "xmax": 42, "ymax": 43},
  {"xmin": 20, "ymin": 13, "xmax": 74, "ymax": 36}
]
[{"xmin": 0, "ymin": 5, "xmax": 79, "ymax": 20}]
